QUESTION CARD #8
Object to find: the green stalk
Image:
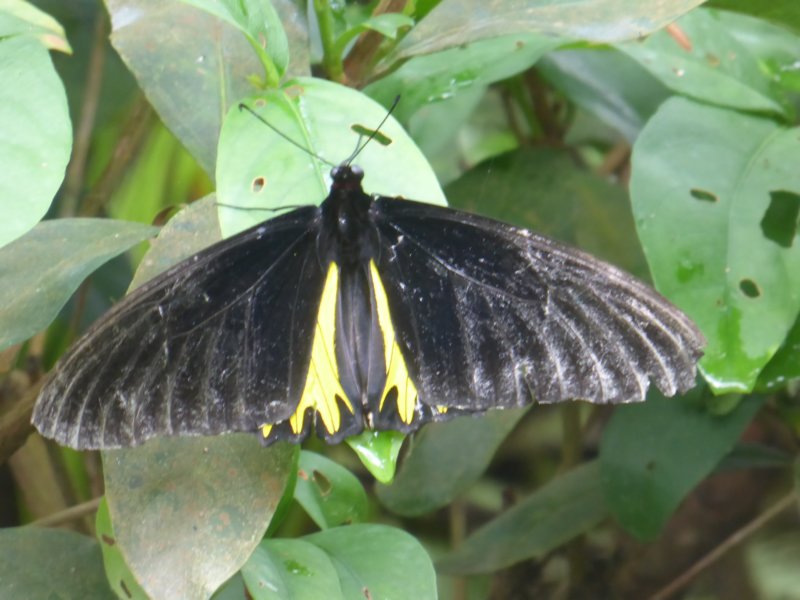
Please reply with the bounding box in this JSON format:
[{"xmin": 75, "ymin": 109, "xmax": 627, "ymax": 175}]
[{"xmin": 314, "ymin": 0, "xmax": 345, "ymax": 82}]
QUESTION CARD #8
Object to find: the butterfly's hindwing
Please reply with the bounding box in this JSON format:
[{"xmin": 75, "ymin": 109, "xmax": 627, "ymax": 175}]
[
  {"xmin": 33, "ymin": 209, "xmax": 327, "ymax": 449},
  {"xmin": 371, "ymin": 197, "xmax": 704, "ymax": 412}
]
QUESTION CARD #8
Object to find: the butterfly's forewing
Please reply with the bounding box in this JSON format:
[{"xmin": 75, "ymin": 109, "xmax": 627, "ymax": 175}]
[
  {"xmin": 371, "ymin": 198, "xmax": 704, "ymax": 412},
  {"xmin": 33, "ymin": 208, "xmax": 327, "ymax": 449}
]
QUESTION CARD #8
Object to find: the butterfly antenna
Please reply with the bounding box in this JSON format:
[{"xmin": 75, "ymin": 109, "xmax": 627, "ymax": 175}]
[
  {"xmin": 238, "ymin": 103, "xmax": 337, "ymax": 168},
  {"xmin": 344, "ymin": 95, "xmax": 401, "ymax": 166}
]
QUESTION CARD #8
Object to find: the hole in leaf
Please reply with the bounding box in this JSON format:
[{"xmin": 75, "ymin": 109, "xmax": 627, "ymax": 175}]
[
  {"xmin": 740, "ymin": 279, "xmax": 760, "ymax": 298},
  {"xmin": 690, "ymin": 188, "xmax": 718, "ymax": 203},
  {"xmin": 351, "ymin": 124, "xmax": 392, "ymax": 146},
  {"xmin": 252, "ymin": 176, "xmax": 265, "ymax": 193},
  {"xmin": 312, "ymin": 469, "xmax": 332, "ymax": 495},
  {"xmin": 254, "ymin": 98, "xmax": 266, "ymax": 107},
  {"xmin": 760, "ymin": 190, "xmax": 800, "ymax": 248}
]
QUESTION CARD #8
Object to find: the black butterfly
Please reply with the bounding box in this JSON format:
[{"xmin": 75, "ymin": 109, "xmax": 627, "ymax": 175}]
[{"xmin": 33, "ymin": 164, "xmax": 704, "ymax": 449}]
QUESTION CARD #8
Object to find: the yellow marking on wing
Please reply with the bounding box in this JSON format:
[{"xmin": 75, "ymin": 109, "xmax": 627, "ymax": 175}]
[
  {"xmin": 370, "ymin": 260, "xmax": 418, "ymax": 424},
  {"xmin": 261, "ymin": 424, "xmax": 273, "ymax": 438},
  {"xmin": 437, "ymin": 406, "xmax": 448, "ymax": 414},
  {"xmin": 290, "ymin": 262, "xmax": 352, "ymax": 435}
]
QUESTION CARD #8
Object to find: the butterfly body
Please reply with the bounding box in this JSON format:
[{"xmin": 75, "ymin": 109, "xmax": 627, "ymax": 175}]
[{"xmin": 33, "ymin": 165, "xmax": 704, "ymax": 449}]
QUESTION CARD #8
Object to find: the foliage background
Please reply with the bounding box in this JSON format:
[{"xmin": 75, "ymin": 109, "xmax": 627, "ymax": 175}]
[{"xmin": 1, "ymin": 0, "xmax": 800, "ymax": 598}]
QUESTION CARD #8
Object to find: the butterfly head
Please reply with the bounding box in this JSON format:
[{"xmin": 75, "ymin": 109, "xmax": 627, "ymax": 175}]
[{"xmin": 330, "ymin": 165, "xmax": 365, "ymax": 192}]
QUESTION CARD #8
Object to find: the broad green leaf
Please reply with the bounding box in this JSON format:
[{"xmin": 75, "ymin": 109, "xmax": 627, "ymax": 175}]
[
  {"xmin": 0, "ymin": 219, "xmax": 157, "ymax": 351},
  {"xmin": 377, "ymin": 409, "xmax": 527, "ymax": 516},
  {"xmin": 0, "ymin": 527, "xmax": 114, "ymax": 599},
  {"xmin": 306, "ymin": 525, "xmax": 437, "ymax": 599},
  {"xmin": 217, "ymin": 77, "xmax": 446, "ymax": 237},
  {"xmin": 366, "ymin": 33, "xmax": 561, "ymax": 124},
  {"xmin": 384, "ymin": 0, "xmax": 704, "ymax": 65},
  {"xmin": 618, "ymin": 9, "xmax": 786, "ymax": 115},
  {"xmin": 96, "ymin": 498, "xmax": 149, "ymax": 600},
  {"xmin": 708, "ymin": 0, "xmax": 800, "ymax": 35},
  {"xmin": 714, "ymin": 9, "xmax": 800, "ymax": 101},
  {"xmin": 600, "ymin": 390, "xmax": 763, "ymax": 539},
  {"xmin": 243, "ymin": 525, "xmax": 437, "ymax": 599},
  {"xmin": 538, "ymin": 48, "xmax": 670, "ymax": 143},
  {"xmin": 179, "ymin": 0, "xmax": 289, "ymax": 81},
  {"xmin": 445, "ymin": 147, "xmax": 647, "ymax": 277},
  {"xmin": 631, "ymin": 97, "xmax": 800, "ymax": 393},
  {"xmin": 437, "ymin": 461, "xmax": 606, "ymax": 574},
  {"xmin": 295, "ymin": 450, "xmax": 369, "ymax": 529},
  {"xmin": 242, "ymin": 541, "xmax": 342, "ymax": 600},
  {"xmin": 0, "ymin": 35, "xmax": 71, "ymax": 248},
  {"xmin": 0, "ymin": 0, "xmax": 71, "ymax": 51},
  {"xmin": 103, "ymin": 435, "xmax": 294, "ymax": 600},
  {"xmin": 105, "ymin": 0, "xmax": 267, "ymax": 175}
]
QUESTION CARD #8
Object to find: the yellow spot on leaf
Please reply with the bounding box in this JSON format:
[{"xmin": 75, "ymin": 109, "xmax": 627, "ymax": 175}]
[{"xmin": 370, "ymin": 261, "xmax": 418, "ymax": 424}]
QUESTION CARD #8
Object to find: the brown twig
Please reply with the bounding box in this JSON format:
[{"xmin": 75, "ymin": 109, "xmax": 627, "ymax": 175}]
[
  {"xmin": 649, "ymin": 492, "xmax": 798, "ymax": 600},
  {"xmin": 80, "ymin": 96, "xmax": 153, "ymax": 217},
  {"xmin": 343, "ymin": 0, "xmax": 407, "ymax": 86},
  {"xmin": 31, "ymin": 496, "xmax": 103, "ymax": 528},
  {"xmin": 59, "ymin": 12, "xmax": 109, "ymax": 218}
]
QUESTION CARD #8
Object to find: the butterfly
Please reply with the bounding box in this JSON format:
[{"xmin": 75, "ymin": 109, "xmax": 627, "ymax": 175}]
[{"xmin": 32, "ymin": 163, "xmax": 705, "ymax": 449}]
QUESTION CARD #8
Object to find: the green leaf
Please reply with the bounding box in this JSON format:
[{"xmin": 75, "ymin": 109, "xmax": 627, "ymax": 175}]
[
  {"xmin": 384, "ymin": 0, "xmax": 705, "ymax": 65},
  {"xmin": 756, "ymin": 313, "xmax": 800, "ymax": 391},
  {"xmin": 630, "ymin": 97, "xmax": 800, "ymax": 393},
  {"xmin": 617, "ymin": 8, "xmax": 786, "ymax": 115},
  {"xmin": 366, "ymin": 33, "xmax": 561, "ymax": 124},
  {"xmin": 179, "ymin": 0, "xmax": 289, "ymax": 83},
  {"xmin": 242, "ymin": 541, "xmax": 342, "ymax": 600},
  {"xmin": 437, "ymin": 461, "xmax": 607, "ymax": 574},
  {"xmin": 538, "ymin": 48, "xmax": 670, "ymax": 142},
  {"xmin": 103, "ymin": 435, "xmax": 294, "ymax": 600},
  {"xmin": 0, "ymin": 527, "xmax": 114, "ymax": 599},
  {"xmin": 345, "ymin": 430, "xmax": 405, "ymax": 484},
  {"xmin": 0, "ymin": 35, "xmax": 71, "ymax": 248},
  {"xmin": 96, "ymin": 498, "xmax": 149, "ymax": 600},
  {"xmin": 0, "ymin": 0, "xmax": 71, "ymax": 51},
  {"xmin": 707, "ymin": 0, "xmax": 800, "ymax": 35},
  {"xmin": 216, "ymin": 76, "xmax": 446, "ymax": 237},
  {"xmin": 445, "ymin": 147, "xmax": 648, "ymax": 277},
  {"xmin": 600, "ymin": 389, "xmax": 763, "ymax": 539},
  {"xmin": 308, "ymin": 524, "xmax": 437, "ymax": 599},
  {"xmin": 295, "ymin": 450, "xmax": 369, "ymax": 529},
  {"xmin": 0, "ymin": 219, "xmax": 158, "ymax": 351},
  {"xmin": 334, "ymin": 13, "xmax": 414, "ymax": 58},
  {"xmin": 105, "ymin": 0, "xmax": 268, "ymax": 174},
  {"xmin": 377, "ymin": 409, "xmax": 527, "ymax": 516},
  {"xmin": 243, "ymin": 525, "xmax": 437, "ymax": 599}
]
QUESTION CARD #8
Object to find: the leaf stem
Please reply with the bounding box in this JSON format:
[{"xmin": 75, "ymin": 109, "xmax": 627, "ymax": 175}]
[{"xmin": 314, "ymin": 0, "xmax": 345, "ymax": 82}]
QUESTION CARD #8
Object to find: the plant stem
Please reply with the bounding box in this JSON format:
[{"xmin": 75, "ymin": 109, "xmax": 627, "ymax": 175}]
[{"xmin": 314, "ymin": 0, "xmax": 344, "ymax": 82}]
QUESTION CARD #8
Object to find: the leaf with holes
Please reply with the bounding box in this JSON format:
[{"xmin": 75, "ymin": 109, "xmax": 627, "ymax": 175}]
[
  {"xmin": 631, "ymin": 97, "xmax": 800, "ymax": 393},
  {"xmin": 295, "ymin": 450, "xmax": 369, "ymax": 529}
]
